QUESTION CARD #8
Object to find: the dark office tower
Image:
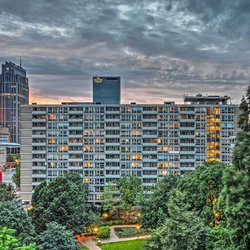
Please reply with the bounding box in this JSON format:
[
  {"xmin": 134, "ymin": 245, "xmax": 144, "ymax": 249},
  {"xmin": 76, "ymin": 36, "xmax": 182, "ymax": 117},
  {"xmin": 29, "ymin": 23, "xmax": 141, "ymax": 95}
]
[
  {"xmin": 93, "ymin": 76, "xmax": 121, "ymax": 104},
  {"xmin": 0, "ymin": 61, "xmax": 29, "ymax": 143}
]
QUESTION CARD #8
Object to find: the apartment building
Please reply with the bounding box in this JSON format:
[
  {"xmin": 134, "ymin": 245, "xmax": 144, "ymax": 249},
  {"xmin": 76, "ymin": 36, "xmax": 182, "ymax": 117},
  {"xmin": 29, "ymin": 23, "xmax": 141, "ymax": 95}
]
[{"xmin": 20, "ymin": 94, "xmax": 238, "ymax": 203}]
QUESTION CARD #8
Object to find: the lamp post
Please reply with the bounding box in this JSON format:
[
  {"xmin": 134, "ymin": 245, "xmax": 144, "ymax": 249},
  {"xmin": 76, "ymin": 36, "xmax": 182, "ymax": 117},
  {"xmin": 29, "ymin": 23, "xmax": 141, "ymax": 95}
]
[{"xmin": 136, "ymin": 225, "xmax": 141, "ymax": 239}]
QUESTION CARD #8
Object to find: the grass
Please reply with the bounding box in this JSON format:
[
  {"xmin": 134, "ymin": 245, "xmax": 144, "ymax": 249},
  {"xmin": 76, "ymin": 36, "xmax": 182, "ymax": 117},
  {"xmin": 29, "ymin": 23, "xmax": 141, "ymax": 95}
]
[
  {"xmin": 81, "ymin": 247, "xmax": 89, "ymax": 250},
  {"xmin": 100, "ymin": 239, "xmax": 146, "ymax": 250}
]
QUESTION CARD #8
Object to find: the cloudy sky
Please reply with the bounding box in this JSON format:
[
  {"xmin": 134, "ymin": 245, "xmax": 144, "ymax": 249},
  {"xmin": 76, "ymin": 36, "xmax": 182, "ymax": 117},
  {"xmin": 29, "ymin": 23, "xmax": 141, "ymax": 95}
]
[{"xmin": 0, "ymin": 0, "xmax": 249, "ymax": 104}]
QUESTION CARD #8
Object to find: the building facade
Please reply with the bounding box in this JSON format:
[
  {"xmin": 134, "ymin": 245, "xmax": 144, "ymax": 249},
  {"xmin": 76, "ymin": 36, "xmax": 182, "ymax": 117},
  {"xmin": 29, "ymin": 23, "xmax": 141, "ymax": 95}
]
[
  {"xmin": 93, "ymin": 76, "xmax": 121, "ymax": 104},
  {"xmin": 0, "ymin": 61, "xmax": 29, "ymax": 143},
  {"xmin": 20, "ymin": 95, "xmax": 238, "ymax": 203}
]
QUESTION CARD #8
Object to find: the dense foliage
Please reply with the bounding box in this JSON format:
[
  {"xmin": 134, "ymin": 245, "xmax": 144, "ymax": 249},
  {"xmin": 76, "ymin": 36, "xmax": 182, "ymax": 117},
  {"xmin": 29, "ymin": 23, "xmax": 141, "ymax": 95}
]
[
  {"xmin": 145, "ymin": 190, "xmax": 207, "ymax": 250},
  {"xmin": 0, "ymin": 227, "xmax": 35, "ymax": 250},
  {"xmin": 0, "ymin": 201, "xmax": 36, "ymax": 245},
  {"xmin": 140, "ymin": 174, "xmax": 179, "ymax": 228},
  {"xmin": 101, "ymin": 182, "xmax": 119, "ymax": 214},
  {"xmin": 115, "ymin": 227, "xmax": 148, "ymax": 238},
  {"xmin": 102, "ymin": 176, "xmax": 143, "ymax": 219},
  {"xmin": 177, "ymin": 162, "xmax": 225, "ymax": 225},
  {"xmin": 36, "ymin": 222, "xmax": 80, "ymax": 250},
  {"xmin": 97, "ymin": 226, "xmax": 111, "ymax": 239},
  {"xmin": 220, "ymin": 86, "xmax": 250, "ymax": 250},
  {"xmin": 118, "ymin": 176, "xmax": 143, "ymax": 215},
  {"xmin": 12, "ymin": 165, "xmax": 20, "ymax": 188},
  {"xmin": 0, "ymin": 183, "xmax": 16, "ymax": 202},
  {"xmin": 30, "ymin": 173, "xmax": 97, "ymax": 233}
]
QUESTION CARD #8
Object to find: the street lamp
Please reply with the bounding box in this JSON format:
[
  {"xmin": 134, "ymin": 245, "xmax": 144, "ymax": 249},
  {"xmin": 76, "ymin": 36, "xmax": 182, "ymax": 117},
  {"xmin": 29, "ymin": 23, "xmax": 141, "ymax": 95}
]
[
  {"xmin": 93, "ymin": 226, "xmax": 99, "ymax": 234},
  {"xmin": 136, "ymin": 225, "xmax": 141, "ymax": 239},
  {"xmin": 102, "ymin": 212, "xmax": 109, "ymax": 219}
]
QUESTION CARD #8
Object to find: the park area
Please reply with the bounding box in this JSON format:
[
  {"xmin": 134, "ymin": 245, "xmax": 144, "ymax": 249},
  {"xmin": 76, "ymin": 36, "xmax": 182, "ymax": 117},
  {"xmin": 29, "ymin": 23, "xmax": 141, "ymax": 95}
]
[{"xmin": 101, "ymin": 239, "xmax": 146, "ymax": 250}]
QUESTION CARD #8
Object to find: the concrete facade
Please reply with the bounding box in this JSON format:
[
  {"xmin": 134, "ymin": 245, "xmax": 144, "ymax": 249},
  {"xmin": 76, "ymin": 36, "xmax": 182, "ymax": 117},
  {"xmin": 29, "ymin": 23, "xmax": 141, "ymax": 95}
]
[{"xmin": 20, "ymin": 96, "xmax": 238, "ymax": 203}]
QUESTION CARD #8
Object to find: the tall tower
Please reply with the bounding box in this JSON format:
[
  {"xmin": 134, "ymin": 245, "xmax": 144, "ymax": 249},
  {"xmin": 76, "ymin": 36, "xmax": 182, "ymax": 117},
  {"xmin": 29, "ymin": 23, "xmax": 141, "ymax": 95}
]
[
  {"xmin": 0, "ymin": 61, "xmax": 29, "ymax": 143},
  {"xmin": 93, "ymin": 76, "xmax": 121, "ymax": 104}
]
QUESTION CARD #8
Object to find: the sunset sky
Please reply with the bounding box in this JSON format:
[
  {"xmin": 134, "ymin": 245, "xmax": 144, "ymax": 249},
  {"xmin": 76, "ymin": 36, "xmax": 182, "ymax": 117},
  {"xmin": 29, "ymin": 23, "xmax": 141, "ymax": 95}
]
[{"xmin": 0, "ymin": 0, "xmax": 249, "ymax": 104}]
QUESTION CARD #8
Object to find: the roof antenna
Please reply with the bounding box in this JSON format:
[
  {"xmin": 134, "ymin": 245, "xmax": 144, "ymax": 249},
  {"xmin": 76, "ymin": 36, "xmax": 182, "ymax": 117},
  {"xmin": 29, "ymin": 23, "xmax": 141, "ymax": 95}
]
[{"xmin": 20, "ymin": 56, "xmax": 22, "ymax": 67}]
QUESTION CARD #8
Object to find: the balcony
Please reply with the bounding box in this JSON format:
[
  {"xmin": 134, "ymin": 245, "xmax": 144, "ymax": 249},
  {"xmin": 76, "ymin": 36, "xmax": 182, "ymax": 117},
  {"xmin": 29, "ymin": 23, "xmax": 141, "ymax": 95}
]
[
  {"xmin": 180, "ymin": 158, "xmax": 195, "ymax": 163},
  {"xmin": 32, "ymin": 158, "xmax": 46, "ymax": 162},
  {"xmin": 32, "ymin": 174, "xmax": 47, "ymax": 178},
  {"xmin": 142, "ymin": 134, "xmax": 158, "ymax": 138},
  {"xmin": 180, "ymin": 151, "xmax": 195, "ymax": 155},
  {"xmin": 32, "ymin": 150, "xmax": 46, "ymax": 154},
  {"xmin": 32, "ymin": 142, "xmax": 46, "ymax": 146},
  {"xmin": 32, "ymin": 110, "xmax": 46, "ymax": 115},
  {"xmin": 179, "ymin": 126, "xmax": 195, "ymax": 130},
  {"xmin": 105, "ymin": 150, "xmax": 120, "ymax": 154},
  {"xmin": 179, "ymin": 134, "xmax": 195, "ymax": 139},
  {"xmin": 32, "ymin": 165, "xmax": 46, "ymax": 170},
  {"xmin": 180, "ymin": 166, "xmax": 195, "ymax": 171},
  {"xmin": 32, "ymin": 126, "xmax": 46, "ymax": 130}
]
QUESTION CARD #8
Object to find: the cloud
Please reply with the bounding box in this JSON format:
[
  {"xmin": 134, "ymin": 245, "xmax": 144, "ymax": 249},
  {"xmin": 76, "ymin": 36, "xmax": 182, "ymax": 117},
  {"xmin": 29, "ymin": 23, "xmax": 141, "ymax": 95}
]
[{"xmin": 0, "ymin": 0, "xmax": 249, "ymax": 104}]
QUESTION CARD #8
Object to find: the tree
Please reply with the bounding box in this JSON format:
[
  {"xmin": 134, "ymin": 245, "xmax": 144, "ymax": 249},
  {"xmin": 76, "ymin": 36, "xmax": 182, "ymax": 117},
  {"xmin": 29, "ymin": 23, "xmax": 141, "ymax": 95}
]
[
  {"xmin": 12, "ymin": 165, "xmax": 20, "ymax": 188},
  {"xmin": 220, "ymin": 85, "xmax": 250, "ymax": 249},
  {"xmin": 6, "ymin": 154, "xmax": 20, "ymax": 163},
  {"xmin": 118, "ymin": 176, "xmax": 143, "ymax": 217},
  {"xmin": 101, "ymin": 182, "xmax": 119, "ymax": 215},
  {"xmin": 140, "ymin": 174, "xmax": 179, "ymax": 228},
  {"xmin": 207, "ymin": 226, "xmax": 231, "ymax": 250},
  {"xmin": 144, "ymin": 190, "xmax": 207, "ymax": 250},
  {"xmin": 0, "ymin": 201, "xmax": 36, "ymax": 245},
  {"xmin": 36, "ymin": 222, "xmax": 80, "ymax": 250},
  {"xmin": 30, "ymin": 173, "xmax": 97, "ymax": 233},
  {"xmin": 0, "ymin": 183, "xmax": 16, "ymax": 202},
  {"xmin": 97, "ymin": 226, "xmax": 111, "ymax": 239},
  {"xmin": 177, "ymin": 162, "xmax": 225, "ymax": 225},
  {"xmin": 0, "ymin": 227, "xmax": 35, "ymax": 250},
  {"xmin": 221, "ymin": 167, "xmax": 250, "ymax": 249}
]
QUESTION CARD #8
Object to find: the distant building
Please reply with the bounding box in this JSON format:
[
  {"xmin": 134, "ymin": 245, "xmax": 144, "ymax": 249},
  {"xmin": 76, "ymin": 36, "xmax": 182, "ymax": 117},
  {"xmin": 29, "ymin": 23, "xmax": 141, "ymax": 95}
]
[
  {"xmin": 93, "ymin": 76, "xmax": 120, "ymax": 104},
  {"xmin": 20, "ymin": 94, "xmax": 238, "ymax": 203},
  {"xmin": 0, "ymin": 61, "xmax": 29, "ymax": 143}
]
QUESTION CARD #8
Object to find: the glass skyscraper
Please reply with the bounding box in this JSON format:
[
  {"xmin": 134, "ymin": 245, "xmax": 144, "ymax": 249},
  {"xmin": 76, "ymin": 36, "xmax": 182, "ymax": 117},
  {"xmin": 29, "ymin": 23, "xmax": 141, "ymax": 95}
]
[
  {"xmin": 0, "ymin": 61, "xmax": 29, "ymax": 143},
  {"xmin": 93, "ymin": 76, "xmax": 121, "ymax": 104}
]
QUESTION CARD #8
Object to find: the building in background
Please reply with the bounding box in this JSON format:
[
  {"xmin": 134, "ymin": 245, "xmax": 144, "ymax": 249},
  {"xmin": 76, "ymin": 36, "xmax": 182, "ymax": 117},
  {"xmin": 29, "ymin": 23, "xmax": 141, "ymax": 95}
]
[
  {"xmin": 93, "ymin": 76, "xmax": 120, "ymax": 104},
  {"xmin": 0, "ymin": 61, "xmax": 29, "ymax": 143},
  {"xmin": 20, "ymin": 94, "xmax": 238, "ymax": 203}
]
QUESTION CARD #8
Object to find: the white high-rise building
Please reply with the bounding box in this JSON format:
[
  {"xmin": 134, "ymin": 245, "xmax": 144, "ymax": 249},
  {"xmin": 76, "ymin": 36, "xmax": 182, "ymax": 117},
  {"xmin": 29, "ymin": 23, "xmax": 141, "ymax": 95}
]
[{"xmin": 20, "ymin": 94, "xmax": 238, "ymax": 203}]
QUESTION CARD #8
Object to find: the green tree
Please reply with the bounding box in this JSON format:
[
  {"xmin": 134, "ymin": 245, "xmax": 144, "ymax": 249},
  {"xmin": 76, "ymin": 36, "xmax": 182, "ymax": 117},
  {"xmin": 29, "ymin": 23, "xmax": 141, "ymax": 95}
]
[
  {"xmin": 144, "ymin": 190, "xmax": 207, "ymax": 250},
  {"xmin": 0, "ymin": 183, "xmax": 16, "ymax": 202},
  {"xmin": 220, "ymin": 85, "xmax": 250, "ymax": 249},
  {"xmin": 97, "ymin": 226, "xmax": 111, "ymax": 239},
  {"xmin": 0, "ymin": 227, "xmax": 35, "ymax": 250},
  {"xmin": 140, "ymin": 174, "xmax": 179, "ymax": 228},
  {"xmin": 207, "ymin": 226, "xmax": 231, "ymax": 250},
  {"xmin": 30, "ymin": 173, "xmax": 97, "ymax": 234},
  {"xmin": 12, "ymin": 165, "xmax": 20, "ymax": 188},
  {"xmin": 118, "ymin": 176, "xmax": 143, "ymax": 217},
  {"xmin": 0, "ymin": 201, "xmax": 36, "ymax": 245},
  {"xmin": 6, "ymin": 154, "xmax": 20, "ymax": 163},
  {"xmin": 177, "ymin": 162, "xmax": 225, "ymax": 225},
  {"xmin": 36, "ymin": 222, "xmax": 80, "ymax": 250},
  {"xmin": 101, "ymin": 182, "xmax": 119, "ymax": 215}
]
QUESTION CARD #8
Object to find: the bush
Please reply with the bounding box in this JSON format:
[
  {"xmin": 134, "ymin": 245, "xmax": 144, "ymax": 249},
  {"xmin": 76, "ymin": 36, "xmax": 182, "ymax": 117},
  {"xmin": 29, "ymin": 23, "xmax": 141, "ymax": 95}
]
[
  {"xmin": 100, "ymin": 219, "xmax": 138, "ymax": 227},
  {"xmin": 97, "ymin": 226, "xmax": 111, "ymax": 239},
  {"xmin": 115, "ymin": 227, "xmax": 149, "ymax": 238}
]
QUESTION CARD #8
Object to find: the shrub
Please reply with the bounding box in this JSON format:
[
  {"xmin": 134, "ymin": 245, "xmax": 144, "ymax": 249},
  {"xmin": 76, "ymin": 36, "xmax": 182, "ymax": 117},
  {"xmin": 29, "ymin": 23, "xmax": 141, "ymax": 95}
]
[
  {"xmin": 100, "ymin": 219, "xmax": 138, "ymax": 226},
  {"xmin": 115, "ymin": 227, "xmax": 149, "ymax": 238},
  {"xmin": 97, "ymin": 226, "xmax": 111, "ymax": 239}
]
